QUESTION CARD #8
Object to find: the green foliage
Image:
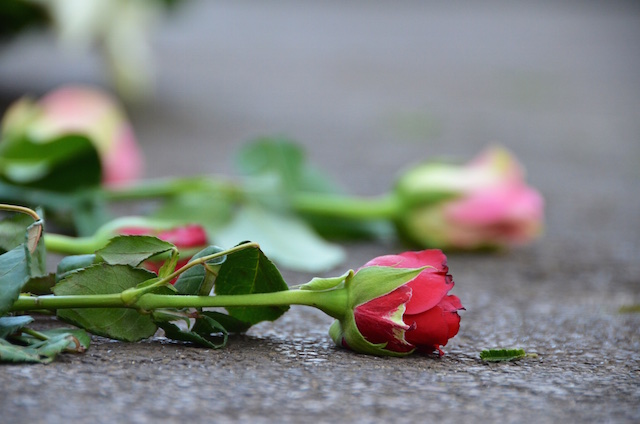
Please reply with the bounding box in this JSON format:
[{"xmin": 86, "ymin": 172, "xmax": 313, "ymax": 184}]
[
  {"xmin": 152, "ymin": 190, "xmax": 233, "ymax": 235},
  {"xmin": 53, "ymin": 264, "xmax": 158, "ymax": 342},
  {"xmin": 158, "ymin": 313, "xmax": 228, "ymax": 349},
  {"xmin": 0, "ymin": 130, "xmax": 109, "ymax": 235},
  {"xmin": 0, "ymin": 315, "xmax": 33, "ymax": 338},
  {"xmin": 214, "ymin": 243, "xmax": 289, "ymax": 325},
  {"xmin": 56, "ymin": 254, "xmax": 98, "ymax": 282},
  {"xmin": 0, "ymin": 245, "xmax": 31, "ymax": 315},
  {"xmin": 0, "ymin": 316, "xmax": 90, "ymax": 364},
  {"xmin": 96, "ymin": 235, "xmax": 175, "ymax": 266},
  {"xmin": 0, "ymin": 334, "xmax": 76, "ymax": 364},
  {"xmin": 215, "ymin": 205, "xmax": 344, "ymax": 273},
  {"xmin": 236, "ymin": 137, "xmax": 338, "ymax": 194},
  {"xmin": 174, "ymin": 245, "xmax": 226, "ymax": 295},
  {"xmin": 0, "ymin": 134, "xmax": 101, "ymax": 192},
  {"xmin": 480, "ymin": 348, "xmax": 527, "ymax": 362},
  {"xmin": 197, "ymin": 311, "xmax": 251, "ymax": 334}
]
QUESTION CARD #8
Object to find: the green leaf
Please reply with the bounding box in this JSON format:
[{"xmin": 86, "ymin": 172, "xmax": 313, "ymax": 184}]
[
  {"xmin": 0, "ymin": 210, "xmax": 45, "ymax": 278},
  {"xmin": 197, "ymin": 311, "xmax": 251, "ymax": 334},
  {"xmin": 53, "ymin": 264, "xmax": 158, "ymax": 342},
  {"xmin": 0, "ymin": 338, "xmax": 42, "ymax": 363},
  {"xmin": 0, "ymin": 182, "xmax": 110, "ymax": 236},
  {"xmin": 0, "ymin": 134, "xmax": 101, "ymax": 192},
  {"xmin": 214, "ymin": 244, "xmax": 289, "ymax": 325},
  {"xmin": 96, "ymin": 235, "xmax": 175, "ymax": 267},
  {"xmin": 56, "ymin": 254, "xmax": 98, "ymax": 282},
  {"xmin": 158, "ymin": 319, "xmax": 227, "ymax": 349},
  {"xmin": 37, "ymin": 328, "xmax": 91, "ymax": 352},
  {"xmin": 0, "ymin": 332, "xmax": 80, "ymax": 364},
  {"xmin": 480, "ymin": 348, "xmax": 527, "ymax": 362},
  {"xmin": 236, "ymin": 137, "xmax": 340, "ymax": 194},
  {"xmin": 0, "ymin": 245, "xmax": 30, "ymax": 315},
  {"xmin": 215, "ymin": 205, "xmax": 345, "ymax": 272},
  {"xmin": 619, "ymin": 304, "xmax": 640, "ymax": 313},
  {"xmin": 174, "ymin": 245, "xmax": 226, "ymax": 295},
  {"xmin": 30, "ymin": 333, "xmax": 78, "ymax": 360},
  {"xmin": 152, "ymin": 190, "xmax": 233, "ymax": 235},
  {"xmin": 22, "ymin": 273, "xmax": 56, "ymax": 295},
  {"xmin": 0, "ymin": 315, "xmax": 34, "ymax": 338},
  {"xmin": 0, "ymin": 211, "xmax": 33, "ymax": 252},
  {"xmin": 191, "ymin": 314, "xmax": 229, "ymax": 347},
  {"xmin": 25, "ymin": 219, "xmax": 45, "ymax": 277}
]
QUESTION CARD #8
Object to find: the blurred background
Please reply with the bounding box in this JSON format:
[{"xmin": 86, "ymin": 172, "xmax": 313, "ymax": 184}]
[
  {"xmin": 1, "ymin": 0, "xmax": 639, "ymax": 263},
  {"xmin": 2, "ymin": 2, "xmax": 640, "ymax": 421}
]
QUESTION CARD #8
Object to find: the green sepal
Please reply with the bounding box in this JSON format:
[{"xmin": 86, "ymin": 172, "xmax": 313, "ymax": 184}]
[
  {"xmin": 299, "ymin": 270, "xmax": 353, "ymax": 292},
  {"xmin": 329, "ymin": 314, "xmax": 414, "ymax": 357},
  {"xmin": 346, "ymin": 265, "xmax": 428, "ymax": 307}
]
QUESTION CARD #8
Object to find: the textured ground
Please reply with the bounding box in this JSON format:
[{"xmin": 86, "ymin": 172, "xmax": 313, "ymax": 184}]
[{"xmin": 1, "ymin": 1, "xmax": 639, "ymax": 423}]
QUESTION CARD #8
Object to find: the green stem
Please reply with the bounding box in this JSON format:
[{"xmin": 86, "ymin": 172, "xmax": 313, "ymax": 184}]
[
  {"xmin": 105, "ymin": 176, "xmax": 240, "ymax": 201},
  {"xmin": 105, "ymin": 176, "xmax": 400, "ymax": 221},
  {"xmin": 120, "ymin": 242, "xmax": 257, "ymax": 303},
  {"xmin": 21, "ymin": 327, "xmax": 49, "ymax": 341},
  {"xmin": 292, "ymin": 192, "xmax": 400, "ymax": 220},
  {"xmin": 0, "ymin": 203, "xmax": 41, "ymax": 221},
  {"xmin": 11, "ymin": 288, "xmax": 348, "ymax": 321},
  {"xmin": 44, "ymin": 233, "xmax": 104, "ymax": 255}
]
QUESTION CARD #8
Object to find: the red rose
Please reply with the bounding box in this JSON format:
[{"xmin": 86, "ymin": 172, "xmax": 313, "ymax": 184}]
[{"xmin": 329, "ymin": 249, "xmax": 463, "ymax": 356}]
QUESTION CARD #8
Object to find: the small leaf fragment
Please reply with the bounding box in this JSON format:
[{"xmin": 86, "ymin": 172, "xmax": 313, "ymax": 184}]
[{"xmin": 480, "ymin": 348, "xmax": 527, "ymax": 362}]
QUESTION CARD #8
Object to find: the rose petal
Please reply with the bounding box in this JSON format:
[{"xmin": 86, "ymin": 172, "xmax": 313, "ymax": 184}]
[
  {"xmin": 354, "ymin": 285, "xmax": 414, "ymax": 353},
  {"xmin": 403, "ymin": 302, "xmax": 461, "ymax": 353},
  {"xmin": 363, "ymin": 250, "xmax": 448, "ymax": 272},
  {"xmin": 404, "ymin": 270, "xmax": 453, "ymax": 315}
]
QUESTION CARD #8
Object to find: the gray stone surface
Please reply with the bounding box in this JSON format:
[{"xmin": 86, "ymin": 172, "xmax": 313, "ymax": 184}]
[{"xmin": 1, "ymin": 1, "xmax": 639, "ymax": 423}]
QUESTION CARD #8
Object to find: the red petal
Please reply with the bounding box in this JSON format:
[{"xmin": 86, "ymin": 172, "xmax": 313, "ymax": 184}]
[
  {"xmin": 157, "ymin": 225, "xmax": 208, "ymax": 248},
  {"xmin": 404, "ymin": 271, "xmax": 454, "ymax": 315},
  {"xmin": 363, "ymin": 250, "xmax": 448, "ymax": 272},
  {"xmin": 354, "ymin": 285, "xmax": 414, "ymax": 353},
  {"xmin": 403, "ymin": 299, "xmax": 462, "ymax": 353}
]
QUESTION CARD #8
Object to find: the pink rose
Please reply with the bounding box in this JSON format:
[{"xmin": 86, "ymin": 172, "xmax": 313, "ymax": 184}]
[
  {"xmin": 329, "ymin": 249, "xmax": 463, "ymax": 356},
  {"xmin": 2, "ymin": 85, "xmax": 143, "ymax": 186},
  {"xmin": 395, "ymin": 146, "xmax": 544, "ymax": 249}
]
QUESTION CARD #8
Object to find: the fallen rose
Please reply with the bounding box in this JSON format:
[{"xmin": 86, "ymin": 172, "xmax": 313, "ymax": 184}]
[
  {"xmin": 1, "ymin": 85, "xmax": 144, "ymax": 186},
  {"xmin": 395, "ymin": 146, "xmax": 544, "ymax": 249},
  {"xmin": 327, "ymin": 249, "xmax": 463, "ymax": 356}
]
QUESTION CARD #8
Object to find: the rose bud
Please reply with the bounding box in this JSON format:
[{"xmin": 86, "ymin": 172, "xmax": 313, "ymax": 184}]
[
  {"xmin": 1, "ymin": 85, "xmax": 143, "ymax": 186},
  {"xmin": 327, "ymin": 250, "xmax": 463, "ymax": 356},
  {"xmin": 119, "ymin": 224, "xmax": 209, "ymax": 280},
  {"xmin": 394, "ymin": 146, "xmax": 544, "ymax": 250}
]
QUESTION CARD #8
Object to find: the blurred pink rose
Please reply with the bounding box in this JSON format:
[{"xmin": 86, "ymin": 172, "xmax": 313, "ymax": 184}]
[
  {"xmin": 395, "ymin": 146, "xmax": 544, "ymax": 249},
  {"xmin": 2, "ymin": 85, "xmax": 144, "ymax": 186}
]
